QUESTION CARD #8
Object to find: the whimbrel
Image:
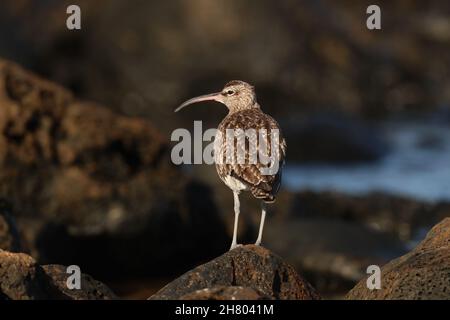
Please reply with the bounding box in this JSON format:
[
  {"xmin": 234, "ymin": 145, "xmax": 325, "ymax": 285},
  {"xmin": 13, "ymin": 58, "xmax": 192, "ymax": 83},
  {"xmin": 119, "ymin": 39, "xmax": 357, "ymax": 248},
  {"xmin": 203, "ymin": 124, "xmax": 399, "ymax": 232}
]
[{"xmin": 176, "ymin": 80, "xmax": 287, "ymax": 250}]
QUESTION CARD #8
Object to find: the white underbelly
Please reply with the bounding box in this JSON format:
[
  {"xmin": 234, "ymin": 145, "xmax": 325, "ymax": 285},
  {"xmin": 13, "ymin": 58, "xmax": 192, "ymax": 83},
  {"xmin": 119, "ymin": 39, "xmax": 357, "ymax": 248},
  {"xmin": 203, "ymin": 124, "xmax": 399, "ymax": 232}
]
[{"xmin": 223, "ymin": 175, "xmax": 248, "ymax": 192}]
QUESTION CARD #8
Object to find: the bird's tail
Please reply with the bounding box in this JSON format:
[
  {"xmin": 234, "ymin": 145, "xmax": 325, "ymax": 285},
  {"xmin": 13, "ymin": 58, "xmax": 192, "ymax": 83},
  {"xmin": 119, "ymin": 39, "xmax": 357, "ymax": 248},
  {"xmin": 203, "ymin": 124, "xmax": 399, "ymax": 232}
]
[{"xmin": 250, "ymin": 187, "xmax": 276, "ymax": 203}]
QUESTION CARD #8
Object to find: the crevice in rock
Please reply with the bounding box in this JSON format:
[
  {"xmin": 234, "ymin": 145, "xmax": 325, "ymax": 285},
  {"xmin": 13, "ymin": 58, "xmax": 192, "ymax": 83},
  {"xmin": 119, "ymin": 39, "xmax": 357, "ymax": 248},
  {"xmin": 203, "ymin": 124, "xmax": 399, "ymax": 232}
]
[
  {"xmin": 230, "ymin": 258, "xmax": 236, "ymax": 286},
  {"xmin": 272, "ymin": 269, "xmax": 281, "ymax": 299}
]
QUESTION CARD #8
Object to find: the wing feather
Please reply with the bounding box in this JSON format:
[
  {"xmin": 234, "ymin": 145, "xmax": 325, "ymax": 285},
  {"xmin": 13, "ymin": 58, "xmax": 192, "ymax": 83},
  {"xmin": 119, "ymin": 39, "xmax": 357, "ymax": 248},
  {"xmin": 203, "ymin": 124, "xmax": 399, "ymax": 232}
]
[{"xmin": 215, "ymin": 108, "xmax": 286, "ymax": 201}]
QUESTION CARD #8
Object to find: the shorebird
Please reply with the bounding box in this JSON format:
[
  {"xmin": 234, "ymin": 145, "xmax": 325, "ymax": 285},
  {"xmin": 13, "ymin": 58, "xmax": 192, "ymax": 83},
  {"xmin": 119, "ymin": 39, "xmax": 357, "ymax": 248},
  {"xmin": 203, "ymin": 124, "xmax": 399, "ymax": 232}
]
[{"xmin": 175, "ymin": 80, "xmax": 287, "ymax": 250}]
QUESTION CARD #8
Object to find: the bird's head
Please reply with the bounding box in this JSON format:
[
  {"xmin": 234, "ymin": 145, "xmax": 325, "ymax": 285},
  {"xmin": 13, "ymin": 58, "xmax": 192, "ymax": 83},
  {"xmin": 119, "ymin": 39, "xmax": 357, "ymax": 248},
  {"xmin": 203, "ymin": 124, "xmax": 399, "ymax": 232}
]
[{"xmin": 175, "ymin": 80, "xmax": 258, "ymax": 114}]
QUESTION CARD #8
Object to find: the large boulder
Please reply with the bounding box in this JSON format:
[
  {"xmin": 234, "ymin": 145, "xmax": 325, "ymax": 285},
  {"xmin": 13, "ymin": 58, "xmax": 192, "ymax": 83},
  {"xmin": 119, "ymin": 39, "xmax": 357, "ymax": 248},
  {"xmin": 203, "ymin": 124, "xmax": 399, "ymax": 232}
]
[
  {"xmin": 0, "ymin": 59, "xmax": 228, "ymax": 280},
  {"xmin": 149, "ymin": 245, "xmax": 320, "ymax": 300},
  {"xmin": 0, "ymin": 249, "xmax": 117, "ymax": 300},
  {"xmin": 346, "ymin": 218, "xmax": 450, "ymax": 300}
]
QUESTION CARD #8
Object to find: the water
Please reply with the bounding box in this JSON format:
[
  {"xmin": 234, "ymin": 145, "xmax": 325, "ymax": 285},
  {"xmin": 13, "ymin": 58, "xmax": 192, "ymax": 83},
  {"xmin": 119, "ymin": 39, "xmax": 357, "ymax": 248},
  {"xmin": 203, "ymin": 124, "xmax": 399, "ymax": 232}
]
[{"xmin": 284, "ymin": 121, "xmax": 450, "ymax": 202}]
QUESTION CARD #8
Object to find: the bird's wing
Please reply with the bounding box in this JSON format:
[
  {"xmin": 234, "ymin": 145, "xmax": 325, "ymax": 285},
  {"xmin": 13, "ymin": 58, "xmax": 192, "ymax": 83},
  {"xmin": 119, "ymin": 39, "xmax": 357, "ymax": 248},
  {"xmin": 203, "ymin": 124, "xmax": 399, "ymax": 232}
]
[{"xmin": 216, "ymin": 109, "xmax": 286, "ymax": 200}]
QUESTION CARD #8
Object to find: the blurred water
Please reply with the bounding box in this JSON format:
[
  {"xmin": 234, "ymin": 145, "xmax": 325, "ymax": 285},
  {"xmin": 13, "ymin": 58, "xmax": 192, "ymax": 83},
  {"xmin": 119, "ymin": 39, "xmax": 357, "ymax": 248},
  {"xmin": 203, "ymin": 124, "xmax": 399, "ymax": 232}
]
[{"xmin": 284, "ymin": 121, "xmax": 450, "ymax": 202}]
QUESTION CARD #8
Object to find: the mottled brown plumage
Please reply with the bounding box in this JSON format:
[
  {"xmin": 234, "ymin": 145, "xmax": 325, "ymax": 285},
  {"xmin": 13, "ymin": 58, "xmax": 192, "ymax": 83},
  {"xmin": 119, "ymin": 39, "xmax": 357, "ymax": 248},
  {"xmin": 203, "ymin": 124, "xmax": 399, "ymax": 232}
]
[
  {"xmin": 176, "ymin": 80, "xmax": 287, "ymax": 250},
  {"xmin": 215, "ymin": 108, "xmax": 286, "ymax": 202}
]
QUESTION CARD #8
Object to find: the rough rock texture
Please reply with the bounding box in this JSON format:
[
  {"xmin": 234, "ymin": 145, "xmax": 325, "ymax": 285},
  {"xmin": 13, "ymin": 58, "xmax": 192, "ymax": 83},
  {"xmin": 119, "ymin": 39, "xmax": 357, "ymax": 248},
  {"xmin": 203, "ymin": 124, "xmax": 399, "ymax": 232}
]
[
  {"xmin": 149, "ymin": 245, "xmax": 320, "ymax": 300},
  {"xmin": 42, "ymin": 265, "xmax": 118, "ymax": 300},
  {"xmin": 0, "ymin": 249, "xmax": 117, "ymax": 299},
  {"xmin": 0, "ymin": 59, "xmax": 228, "ymax": 279},
  {"xmin": 180, "ymin": 286, "xmax": 269, "ymax": 300},
  {"xmin": 0, "ymin": 200, "xmax": 21, "ymax": 252},
  {"xmin": 346, "ymin": 218, "xmax": 450, "ymax": 300}
]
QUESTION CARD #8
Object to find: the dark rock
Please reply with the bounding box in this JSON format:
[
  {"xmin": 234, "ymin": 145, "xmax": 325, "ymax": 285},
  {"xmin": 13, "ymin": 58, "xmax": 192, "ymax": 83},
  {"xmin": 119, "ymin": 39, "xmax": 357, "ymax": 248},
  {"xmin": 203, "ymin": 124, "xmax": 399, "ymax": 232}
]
[
  {"xmin": 0, "ymin": 59, "xmax": 228, "ymax": 280},
  {"xmin": 42, "ymin": 265, "xmax": 118, "ymax": 300},
  {"xmin": 284, "ymin": 115, "xmax": 388, "ymax": 164},
  {"xmin": 265, "ymin": 219, "xmax": 407, "ymax": 297},
  {"xmin": 346, "ymin": 218, "xmax": 450, "ymax": 300},
  {"xmin": 149, "ymin": 245, "xmax": 320, "ymax": 300},
  {"xmin": 0, "ymin": 200, "xmax": 21, "ymax": 252},
  {"xmin": 180, "ymin": 286, "xmax": 269, "ymax": 300},
  {"xmin": 0, "ymin": 249, "xmax": 61, "ymax": 300},
  {"xmin": 0, "ymin": 249, "xmax": 116, "ymax": 299}
]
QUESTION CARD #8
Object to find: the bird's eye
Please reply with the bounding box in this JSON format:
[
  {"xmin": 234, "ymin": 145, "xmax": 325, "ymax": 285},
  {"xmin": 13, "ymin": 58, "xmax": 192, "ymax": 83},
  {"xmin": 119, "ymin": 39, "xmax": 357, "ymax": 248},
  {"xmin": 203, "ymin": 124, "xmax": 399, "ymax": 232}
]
[{"xmin": 226, "ymin": 90, "xmax": 235, "ymax": 95}]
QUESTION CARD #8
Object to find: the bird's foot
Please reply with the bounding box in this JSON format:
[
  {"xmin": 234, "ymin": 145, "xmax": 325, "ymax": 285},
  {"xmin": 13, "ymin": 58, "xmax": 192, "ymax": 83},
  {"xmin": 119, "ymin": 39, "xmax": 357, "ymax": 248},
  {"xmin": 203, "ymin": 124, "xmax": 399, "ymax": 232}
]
[
  {"xmin": 229, "ymin": 243, "xmax": 243, "ymax": 251},
  {"xmin": 254, "ymin": 240, "xmax": 262, "ymax": 246}
]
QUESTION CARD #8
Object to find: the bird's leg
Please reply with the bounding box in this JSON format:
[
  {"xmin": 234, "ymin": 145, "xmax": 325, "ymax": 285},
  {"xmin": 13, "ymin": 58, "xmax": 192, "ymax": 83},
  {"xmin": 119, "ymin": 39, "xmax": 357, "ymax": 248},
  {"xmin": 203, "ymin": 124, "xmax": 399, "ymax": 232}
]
[
  {"xmin": 230, "ymin": 191, "xmax": 241, "ymax": 250},
  {"xmin": 255, "ymin": 201, "xmax": 267, "ymax": 246}
]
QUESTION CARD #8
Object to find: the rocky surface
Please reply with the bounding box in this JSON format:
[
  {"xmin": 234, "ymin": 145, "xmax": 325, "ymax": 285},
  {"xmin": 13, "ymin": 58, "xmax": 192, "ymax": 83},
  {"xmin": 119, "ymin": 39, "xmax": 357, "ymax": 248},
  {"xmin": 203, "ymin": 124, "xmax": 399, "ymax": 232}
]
[
  {"xmin": 346, "ymin": 218, "xmax": 450, "ymax": 300},
  {"xmin": 0, "ymin": 249, "xmax": 117, "ymax": 299},
  {"xmin": 149, "ymin": 245, "xmax": 320, "ymax": 300},
  {"xmin": 179, "ymin": 188, "xmax": 449, "ymax": 298},
  {"xmin": 180, "ymin": 286, "xmax": 269, "ymax": 300},
  {"xmin": 0, "ymin": 59, "xmax": 228, "ymax": 280},
  {"xmin": 43, "ymin": 265, "xmax": 118, "ymax": 300},
  {"xmin": 0, "ymin": 200, "xmax": 21, "ymax": 252},
  {"xmin": 0, "ymin": 249, "xmax": 60, "ymax": 300}
]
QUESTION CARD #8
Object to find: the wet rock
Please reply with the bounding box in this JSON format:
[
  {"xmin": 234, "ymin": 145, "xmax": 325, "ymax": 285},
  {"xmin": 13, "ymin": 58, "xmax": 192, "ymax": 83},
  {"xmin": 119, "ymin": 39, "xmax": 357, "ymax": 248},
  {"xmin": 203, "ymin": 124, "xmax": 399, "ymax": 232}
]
[
  {"xmin": 346, "ymin": 218, "xmax": 450, "ymax": 300},
  {"xmin": 149, "ymin": 245, "xmax": 320, "ymax": 300},
  {"xmin": 265, "ymin": 219, "xmax": 407, "ymax": 297},
  {"xmin": 0, "ymin": 200, "xmax": 21, "ymax": 252},
  {"xmin": 180, "ymin": 286, "xmax": 269, "ymax": 300},
  {"xmin": 284, "ymin": 115, "xmax": 388, "ymax": 164},
  {"xmin": 0, "ymin": 59, "xmax": 228, "ymax": 280},
  {"xmin": 0, "ymin": 249, "xmax": 116, "ymax": 299}
]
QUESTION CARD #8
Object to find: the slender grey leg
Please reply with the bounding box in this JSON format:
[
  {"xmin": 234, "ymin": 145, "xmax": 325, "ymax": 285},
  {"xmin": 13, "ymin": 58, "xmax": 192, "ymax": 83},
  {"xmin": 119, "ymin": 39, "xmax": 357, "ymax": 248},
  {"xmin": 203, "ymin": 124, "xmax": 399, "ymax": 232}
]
[
  {"xmin": 255, "ymin": 201, "xmax": 267, "ymax": 246},
  {"xmin": 230, "ymin": 191, "xmax": 241, "ymax": 250}
]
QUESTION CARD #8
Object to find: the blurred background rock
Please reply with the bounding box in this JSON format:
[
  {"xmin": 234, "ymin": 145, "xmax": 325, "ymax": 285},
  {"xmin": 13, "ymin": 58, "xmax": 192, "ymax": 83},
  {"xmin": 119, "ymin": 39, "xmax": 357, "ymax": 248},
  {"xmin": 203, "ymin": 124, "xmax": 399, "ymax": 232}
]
[
  {"xmin": 0, "ymin": 0, "xmax": 449, "ymax": 299},
  {"xmin": 3, "ymin": 0, "xmax": 450, "ymax": 125}
]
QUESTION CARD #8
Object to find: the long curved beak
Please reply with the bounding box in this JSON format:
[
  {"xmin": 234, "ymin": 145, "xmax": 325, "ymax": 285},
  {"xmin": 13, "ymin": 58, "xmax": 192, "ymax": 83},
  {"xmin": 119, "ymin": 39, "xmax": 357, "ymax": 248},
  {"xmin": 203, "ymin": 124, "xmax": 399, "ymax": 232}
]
[{"xmin": 175, "ymin": 92, "xmax": 223, "ymax": 112}]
